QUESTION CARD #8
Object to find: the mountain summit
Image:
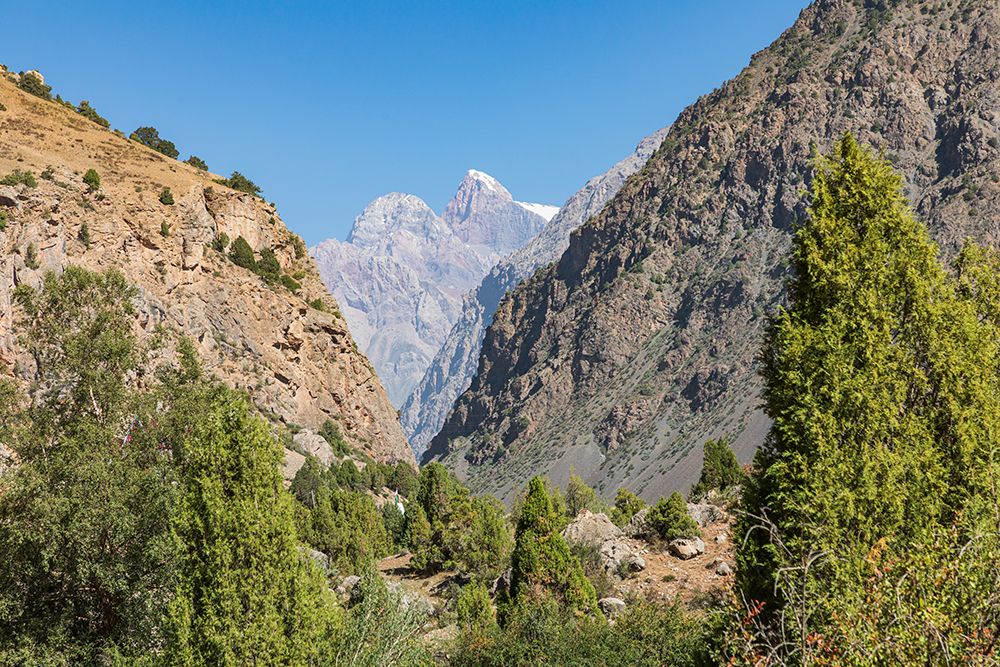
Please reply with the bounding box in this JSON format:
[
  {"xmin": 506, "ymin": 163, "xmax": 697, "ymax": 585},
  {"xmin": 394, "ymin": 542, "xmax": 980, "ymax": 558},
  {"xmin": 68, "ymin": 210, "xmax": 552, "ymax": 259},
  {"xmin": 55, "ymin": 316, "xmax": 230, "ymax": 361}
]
[{"xmin": 311, "ymin": 171, "xmax": 556, "ymax": 406}]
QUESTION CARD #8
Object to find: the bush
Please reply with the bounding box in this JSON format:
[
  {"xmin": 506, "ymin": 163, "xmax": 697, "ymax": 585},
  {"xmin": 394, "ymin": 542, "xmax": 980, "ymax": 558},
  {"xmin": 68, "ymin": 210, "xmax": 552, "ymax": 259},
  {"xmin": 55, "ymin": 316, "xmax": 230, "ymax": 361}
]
[
  {"xmin": 211, "ymin": 232, "xmax": 229, "ymax": 252},
  {"xmin": 308, "ymin": 298, "xmax": 329, "ymax": 312},
  {"xmin": 79, "ymin": 223, "xmax": 91, "ymax": 248},
  {"xmin": 691, "ymin": 438, "xmax": 743, "ymax": 500},
  {"xmin": 24, "ymin": 244, "xmax": 39, "ymax": 270},
  {"xmin": 83, "ymin": 169, "xmax": 100, "ymax": 191},
  {"xmin": 610, "ymin": 488, "xmax": 645, "ymax": 527},
  {"xmin": 257, "ymin": 247, "xmax": 282, "ymax": 283},
  {"xmin": 76, "ymin": 101, "xmax": 109, "ymax": 128},
  {"xmin": 0, "ymin": 210, "xmax": 7, "ymax": 232},
  {"xmin": 160, "ymin": 221, "xmax": 170, "ymax": 237},
  {"xmin": 646, "ymin": 492, "xmax": 699, "ymax": 542},
  {"xmin": 318, "ymin": 420, "xmax": 351, "ymax": 457},
  {"xmin": 291, "ymin": 235, "xmax": 306, "ymax": 259},
  {"xmin": 565, "ymin": 472, "xmax": 607, "ymax": 518},
  {"xmin": 158, "ymin": 187, "xmax": 174, "ymax": 205},
  {"xmin": 228, "ymin": 236, "xmax": 255, "ymax": 270},
  {"xmin": 1, "ymin": 170, "xmax": 37, "ymax": 188},
  {"xmin": 216, "ymin": 171, "xmax": 262, "ymax": 196},
  {"xmin": 185, "ymin": 155, "xmax": 208, "ymax": 171},
  {"xmin": 130, "ymin": 127, "xmax": 179, "ymax": 159},
  {"xmin": 17, "ymin": 71, "xmax": 51, "ymax": 100}
]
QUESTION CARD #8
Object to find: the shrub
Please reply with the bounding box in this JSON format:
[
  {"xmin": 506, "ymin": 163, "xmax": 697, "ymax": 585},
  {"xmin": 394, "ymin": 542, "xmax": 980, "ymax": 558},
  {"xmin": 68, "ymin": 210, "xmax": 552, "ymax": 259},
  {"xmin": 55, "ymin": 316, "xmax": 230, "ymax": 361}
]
[
  {"xmin": 610, "ymin": 488, "xmax": 645, "ymax": 528},
  {"xmin": 79, "ymin": 223, "xmax": 91, "ymax": 248},
  {"xmin": 301, "ymin": 487, "xmax": 391, "ymax": 573},
  {"xmin": 216, "ymin": 171, "xmax": 262, "ymax": 196},
  {"xmin": 291, "ymin": 235, "xmax": 306, "ymax": 259},
  {"xmin": 257, "ymin": 247, "xmax": 282, "ymax": 283},
  {"xmin": 308, "ymin": 298, "xmax": 328, "ymax": 312},
  {"xmin": 40, "ymin": 166, "xmax": 54, "ymax": 181},
  {"xmin": 0, "ymin": 210, "xmax": 6, "ymax": 232},
  {"xmin": 317, "ymin": 419, "xmax": 350, "ymax": 457},
  {"xmin": 211, "ymin": 232, "xmax": 229, "ymax": 252},
  {"xmin": 130, "ymin": 126, "xmax": 179, "ymax": 159},
  {"xmin": 0, "ymin": 102, "xmax": 6, "ymax": 112},
  {"xmin": 76, "ymin": 101, "xmax": 109, "ymax": 128},
  {"xmin": 646, "ymin": 492, "xmax": 699, "ymax": 542},
  {"xmin": 228, "ymin": 236, "xmax": 256, "ymax": 270},
  {"xmin": 456, "ymin": 582, "xmax": 496, "ymax": 634},
  {"xmin": 1, "ymin": 170, "xmax": 37, "ymax": 188},
  {"xmin": 158, "ymin": 187, "xmax": 174, "ymax": 205},
  {"xmin": 83, "ymin": 169, "xmax": 100, "ymax": 191},
  {"xmin": 17, "ymin": 71, "xmax": 51, "ymax": 100},
  {"xmin": 279, "ymin": 274, "xmax": 301, "ymax": 292},
  {"xmin": 160, "ymin": 221, "xmax": 170, "ymax": 237},
  {"xmin": 565, "ymin": 472, "xmax": 607, "ymax": 518},
  {"xmin": 691, "ymin": 438, "xmax": 743, "ymax": 500},
  {"xmin": 185, "ymin": 155, "xmax": 208, "ymax": 171},
  {"xmin": 24, "ymin": 244, "xmax": 39, "ymax": 269}
]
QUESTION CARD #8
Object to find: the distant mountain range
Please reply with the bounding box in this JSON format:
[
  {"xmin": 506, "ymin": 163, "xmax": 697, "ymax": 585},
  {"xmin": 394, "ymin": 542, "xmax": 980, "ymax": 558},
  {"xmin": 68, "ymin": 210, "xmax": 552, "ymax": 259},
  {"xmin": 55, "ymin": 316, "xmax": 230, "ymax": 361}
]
[
  {"xmin": 401, "ymin": 127, "xmax": 670, "ymax": 456},
  {"xmin": 310, "ymin": 171, "xmax": 556, "ymax": 406}
]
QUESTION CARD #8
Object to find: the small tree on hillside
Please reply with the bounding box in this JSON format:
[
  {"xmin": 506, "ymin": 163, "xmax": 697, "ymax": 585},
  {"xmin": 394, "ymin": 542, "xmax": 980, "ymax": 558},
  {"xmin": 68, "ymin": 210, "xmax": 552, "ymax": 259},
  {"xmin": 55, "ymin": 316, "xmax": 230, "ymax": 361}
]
[
  {"xmin": 83, "ymin": 168, "xmax": 100, "ymax": 191},
  {"xmin": 646, "ymin": 492, "xmax": 699, "ymax": 542},
  {"xmin": 691, "ymin": 437, "xmax": 744, "ymax": 500},
  {"xmin": 130, "ymin": 126, "xmax": 179, "ymax": 159},
  {"xmin": 228, "ymin": 236, "xmax": 256, "ymax": 271},
  {"xmin": 503, "ymin": 476, "xmax": 599, "ymax": 619}
]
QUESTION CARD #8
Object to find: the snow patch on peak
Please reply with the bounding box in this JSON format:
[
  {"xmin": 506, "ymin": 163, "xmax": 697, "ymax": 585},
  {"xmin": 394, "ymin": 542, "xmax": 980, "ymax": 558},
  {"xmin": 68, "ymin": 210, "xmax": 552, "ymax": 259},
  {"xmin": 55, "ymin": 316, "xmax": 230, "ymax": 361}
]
[
  {"xmin": 516, "ymin": 201, "xmax": 560, "ymax": 222},
  {"xmin": 465, "ymin": 169, "xmax": 502, "ymax": 193}
]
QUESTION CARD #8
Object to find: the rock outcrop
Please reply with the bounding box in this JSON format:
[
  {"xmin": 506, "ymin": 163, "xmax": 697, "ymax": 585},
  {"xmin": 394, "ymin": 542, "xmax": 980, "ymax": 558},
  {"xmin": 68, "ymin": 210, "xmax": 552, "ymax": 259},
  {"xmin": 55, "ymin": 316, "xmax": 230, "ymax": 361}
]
[
  {"xmin": 311, "ymin": 172, "xmax": 554, "ymax": 406},
  {"xmin": 403, "ymin": 128, "xmax": 670, "ymax": 456},
  {"xmin": 0, "ymin": 74, "xmax": 413, "ymax": 464},
  {"xmin": 426, "ymin": 0, "xmax": 1000, "ymax": 501}
]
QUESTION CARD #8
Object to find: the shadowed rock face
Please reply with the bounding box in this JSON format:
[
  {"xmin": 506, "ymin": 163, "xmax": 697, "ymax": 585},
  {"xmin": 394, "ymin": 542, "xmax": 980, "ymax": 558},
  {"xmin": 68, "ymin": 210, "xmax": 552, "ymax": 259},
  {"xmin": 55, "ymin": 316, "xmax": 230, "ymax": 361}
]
[
  {"xmin": 0, "ymin": 75, "xmax": 413, "ymax": 465},
  {"xmin": 401, "ymin": 127, "xmax": 670, "ymax": 457},
  {"xmin": 426, "ymin": 0, "xmax": 1000, "ymax": 502},
  {"xmin": 311, "ymin": 171, "xmax": 554, "ymax": 407}
]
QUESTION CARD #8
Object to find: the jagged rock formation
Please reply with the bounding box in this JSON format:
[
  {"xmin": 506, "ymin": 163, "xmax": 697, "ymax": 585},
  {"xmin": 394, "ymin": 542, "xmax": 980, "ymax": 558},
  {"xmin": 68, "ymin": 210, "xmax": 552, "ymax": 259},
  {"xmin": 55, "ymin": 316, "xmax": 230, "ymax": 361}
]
[
  {"xmin": 426, "ymin": 0, "xmax": 1000, "ymax": 501},
  {"xmin": 402, "ymin": 128, "xmax": 670, "ymax": 455},
  {"xmin": 0, "ymin": 74, "xmax": 413, "ymax": 465},
  {"xmin": 311, "ymin": 171, "xmax": 554, "ymax": 406}
]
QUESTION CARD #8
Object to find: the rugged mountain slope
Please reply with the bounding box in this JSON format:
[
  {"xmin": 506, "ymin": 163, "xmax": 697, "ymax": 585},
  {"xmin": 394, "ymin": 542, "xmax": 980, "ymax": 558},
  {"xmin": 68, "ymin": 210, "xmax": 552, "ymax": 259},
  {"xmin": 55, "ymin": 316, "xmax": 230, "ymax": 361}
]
[
  {"xmin": 311, "ymin": 171, "xmax": 554, "ymax": 406},
  {"xmin": 402, "ymin": 127, "xmax": 670, "ymax": 455},
  {"xmin": 0, "ymin": 72, "xmax": 413, "ymax": 464},
  {"xmin": 427, "ymin": 0, "xmax": 1000, "ymax": 501}
]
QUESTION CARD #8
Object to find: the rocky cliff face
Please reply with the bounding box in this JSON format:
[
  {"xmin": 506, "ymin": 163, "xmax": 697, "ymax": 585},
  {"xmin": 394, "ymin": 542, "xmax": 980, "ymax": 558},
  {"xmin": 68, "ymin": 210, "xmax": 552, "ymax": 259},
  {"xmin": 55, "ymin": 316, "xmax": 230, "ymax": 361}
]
[
  {"xmin": 0, "ymin": 75, "xmax": 413, "ymax": 465},
  {"xmin": 311, "ymin": 171, "xmax": 554, "ymax": 406},
  {"xmin": 402, "ymin": 127, "xmax": 670, "ymax": 455},
  {"xmin": 426, "ymin": 0, "xmax": 1000, "ymax": 501}
]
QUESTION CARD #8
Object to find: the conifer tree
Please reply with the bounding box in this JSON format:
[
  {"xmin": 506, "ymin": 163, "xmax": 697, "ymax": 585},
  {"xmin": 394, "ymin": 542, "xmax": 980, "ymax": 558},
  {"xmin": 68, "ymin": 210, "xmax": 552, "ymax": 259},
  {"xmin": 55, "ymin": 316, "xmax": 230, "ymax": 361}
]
[
  {"xmin": 163, "ymin": 386, "xmax": 336, "ymax": 665},
  {"xmin": 504, "ymin": 476, "xmax": 598, "ymax": 618},
  {"xmin": 733, "ymin": 135, "xmax": 1000, "ymax": 662}
]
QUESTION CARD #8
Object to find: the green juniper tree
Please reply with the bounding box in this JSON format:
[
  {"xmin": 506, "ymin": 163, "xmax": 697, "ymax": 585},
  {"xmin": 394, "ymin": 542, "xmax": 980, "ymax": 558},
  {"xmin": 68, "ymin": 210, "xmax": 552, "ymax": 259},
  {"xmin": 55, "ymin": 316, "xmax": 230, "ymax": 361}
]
[{"xmin": 732, "ymin": 135, "xmax": 1000, "ymax": 663}]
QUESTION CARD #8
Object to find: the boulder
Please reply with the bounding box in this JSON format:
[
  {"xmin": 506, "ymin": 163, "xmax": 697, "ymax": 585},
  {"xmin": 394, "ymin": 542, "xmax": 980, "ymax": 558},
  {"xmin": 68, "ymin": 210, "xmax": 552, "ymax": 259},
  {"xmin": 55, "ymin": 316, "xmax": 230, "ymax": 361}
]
[
  {"xmin": 0, "ymin": 185, "xmax": 18, "ymax": 207},
  {"xmin": 686, "ymin": 503, "xmax": 725, "ymax": 527},
  {"xmin": 715, "ymin": 562, "xmax": 733, "ymax": 576},
  {"xmin": 598, "ymin": 597, "xmax": 627, "ymax": 618},
  {"xmin": 293, "ymin": 429, "xmax": 336, "ymax": 466},
  {"xmin": 600, "ymin": 539, "xmax": 646, "ymax": 575},
  {"xmin": 562, "ymin": 509, "xmax": 622, "ymax": 546},
  {"xmin": 668, "ymin": 537, "xmax": 705, "ymax": 560},
  {"xmin": 714, "ymin": 533, "xmax": 728, "ymax": 544},
  {"xmin": 624, "ymin": 507, "xmax": 652, "ymax": 538}
]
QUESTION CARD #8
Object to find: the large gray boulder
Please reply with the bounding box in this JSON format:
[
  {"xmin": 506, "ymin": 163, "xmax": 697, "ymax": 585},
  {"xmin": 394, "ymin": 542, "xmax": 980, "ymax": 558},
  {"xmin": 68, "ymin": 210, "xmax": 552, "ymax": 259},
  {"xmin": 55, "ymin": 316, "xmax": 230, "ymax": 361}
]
[
  {"xmin": 293, "ymin": 429, "xmax": 336, "ymax": 466},
  {"xmin": 686, "ymin": 502, "xmax": 725, "ymax": 527},
  {"xmin": 668, "ymin": 537, "xmax": 705, "ymax": 560},
  {"xmin": 562, "ymin": 509, "xmax": 623, "ymax": 546},
  {"xmin": 600, "ymin": 539, "xmax": 646, "ymax": 575}
]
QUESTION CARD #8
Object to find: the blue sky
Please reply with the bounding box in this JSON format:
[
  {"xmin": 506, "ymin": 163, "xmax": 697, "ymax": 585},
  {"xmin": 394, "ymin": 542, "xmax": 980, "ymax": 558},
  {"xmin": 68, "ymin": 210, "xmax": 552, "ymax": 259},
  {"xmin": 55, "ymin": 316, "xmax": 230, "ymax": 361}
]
[{"xmin": 4, "ymin": 0, "xmax": 808, "ymax": 244}]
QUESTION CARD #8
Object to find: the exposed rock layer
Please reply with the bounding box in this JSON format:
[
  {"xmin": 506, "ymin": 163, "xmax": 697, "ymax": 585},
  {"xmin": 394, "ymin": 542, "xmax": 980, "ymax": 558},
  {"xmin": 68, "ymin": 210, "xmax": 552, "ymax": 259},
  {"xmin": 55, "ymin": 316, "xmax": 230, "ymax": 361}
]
[
  {"xmin": 0, "ymin": 76, "xmax": 413, "ymax": 464},
  {"xmin": 427, "ymin": 0, "xmax": 1000, "ymax": 500}
]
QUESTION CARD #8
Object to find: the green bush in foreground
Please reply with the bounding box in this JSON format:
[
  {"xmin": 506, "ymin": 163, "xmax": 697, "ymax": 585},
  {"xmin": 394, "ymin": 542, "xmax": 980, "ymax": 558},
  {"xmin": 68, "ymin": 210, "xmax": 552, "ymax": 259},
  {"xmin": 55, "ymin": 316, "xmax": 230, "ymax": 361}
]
[
  {"xmin": 1, "ymin": 169, "xmax": 37, "ymax": 187},
  {"xmin": 83, "ymin": 168, "xmax": 100, "ymax": 191},
  {"xmin": 646, "ymin": 492, "xmax": 699, "ymax": 542}
]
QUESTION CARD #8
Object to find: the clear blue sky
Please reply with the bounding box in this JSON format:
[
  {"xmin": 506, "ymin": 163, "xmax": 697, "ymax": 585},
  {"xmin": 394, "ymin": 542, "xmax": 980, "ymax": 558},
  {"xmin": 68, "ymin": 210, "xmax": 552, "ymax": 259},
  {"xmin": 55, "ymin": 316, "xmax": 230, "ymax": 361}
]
[{"xmin": 4, "ymin": 0, "xmax": 808, "ymax": 244}]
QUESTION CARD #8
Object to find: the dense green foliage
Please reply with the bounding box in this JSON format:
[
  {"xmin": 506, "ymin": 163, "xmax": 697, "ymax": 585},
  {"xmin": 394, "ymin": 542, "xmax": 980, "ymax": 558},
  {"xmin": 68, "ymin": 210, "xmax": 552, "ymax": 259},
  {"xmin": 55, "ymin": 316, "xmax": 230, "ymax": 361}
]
[
  {"xmin": 216, "ymin": 171, "xmax": 262, "ymax": 196},
  {"xmin": 211, "ymin": 232, "xmax": 230, "ymax": 252},
  {"xmin": 565, "ymin": 472, "xmax": 608, "ymax": 517},
  {"xmin": 610, "ymin": 487, "xmax": 645, "ymax": 527},
  {"xmin": 228, "ymin": 235, "xmax": 256, "ymax": 270},
  {"xmin": 690, "ymin": 438, "xmax": 743, "ymax": 500},
  {"xmin": 159, "ymin": 187, "xmax": 174, "ymax": 205},
  {"xmin": 17, "ymin": 71, "xmax": 51, "ymax": 100},
  {"xmin": 185, "ymin": 155, "xmax": 208, "ymax": 171},
  {"xmin": 732, "ymin": 135, "xmax": 1000, "ymax": 664},
  {"xmin": 1, "ymin": 169, "xmax": 37, "ymax": 187},
  {"xmin": 451, "ymin": 598, "xmax": 715, "ymax": 666},
  {"xmin": 131, "ymin": 126, "xmax": 180, "ymax": 158},
  {"xmin": 76, "ymin": 100, "xmax": 109, "ymax": 128},
  {"xmin": 83, "ymin": 168, "xmax": 100, "ymax": 191},
  {"xmin": 646, "ymin": 492, "xmax": 700, "ymax": 542},
  {"xmin": 503, "ymin": 476, "xmax": 598, "ymax": 617}
]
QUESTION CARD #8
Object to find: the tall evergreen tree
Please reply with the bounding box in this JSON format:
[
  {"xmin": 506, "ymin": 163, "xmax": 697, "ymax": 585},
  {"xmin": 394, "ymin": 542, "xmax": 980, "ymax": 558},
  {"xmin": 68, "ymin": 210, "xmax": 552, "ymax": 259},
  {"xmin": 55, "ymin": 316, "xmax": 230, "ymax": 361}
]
[
  {"xmin": 733, "ymin": 136, "xmax": 1000, "ymax": 662},
  {"xmin": 163, "ymin": 386, "xmax": 337, "ymax": 666},
  {"xmin": 503, "ymin": 476, "xmax": 598, "ymax": 619}
]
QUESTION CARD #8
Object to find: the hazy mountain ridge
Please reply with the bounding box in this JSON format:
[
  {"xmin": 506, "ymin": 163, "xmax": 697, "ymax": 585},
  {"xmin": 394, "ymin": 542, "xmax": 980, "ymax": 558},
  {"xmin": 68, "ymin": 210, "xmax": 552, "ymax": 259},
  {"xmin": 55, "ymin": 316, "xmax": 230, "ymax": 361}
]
[
  {"xmin": 402, "ymin": 127, "xmax": 671, "ymax": 455},
  {"xmin": 426, "ymin": 0, "xmax": 1000, "ymax": 501},
  {"xmin": 311, "ymin": 171, "xmax": 554, "ymax": 406}
]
